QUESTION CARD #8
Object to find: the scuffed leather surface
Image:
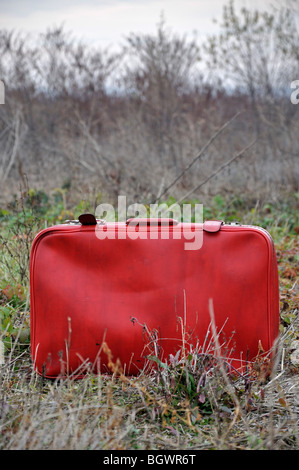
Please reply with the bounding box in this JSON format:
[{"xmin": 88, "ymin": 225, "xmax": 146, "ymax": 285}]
[{"xmin": 30, "ymin": 222, "xmax": 279, "ymax": 377}]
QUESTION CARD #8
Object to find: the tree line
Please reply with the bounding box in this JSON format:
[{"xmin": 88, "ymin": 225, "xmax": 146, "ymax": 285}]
[{"xmin": 0, "ymin": 0, "xmax": 298, "ymax": 205}]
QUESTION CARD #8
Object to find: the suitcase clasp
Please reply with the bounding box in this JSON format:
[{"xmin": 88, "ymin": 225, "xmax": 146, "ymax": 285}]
[
  {"xmin": 203, "ymin": 220, "xmax": 224, "ymax": 232},
  {"xmin": 78, "ymin": 213, "xmax": 106, "ymax": 226}
]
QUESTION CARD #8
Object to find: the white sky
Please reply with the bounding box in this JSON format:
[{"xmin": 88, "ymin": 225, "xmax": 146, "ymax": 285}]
[{"xmin": 0, "ymin": 0, "xmax": 277, "ymax": 48}]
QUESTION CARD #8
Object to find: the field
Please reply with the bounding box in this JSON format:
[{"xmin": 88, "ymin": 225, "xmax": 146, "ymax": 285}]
[
  {"xmin": 0, "ymin": 190, "xmax": 298, "ymax": 450},
  {"xmin": 0, "ymin": 0, "xmax": 299, "ymax": 451}
]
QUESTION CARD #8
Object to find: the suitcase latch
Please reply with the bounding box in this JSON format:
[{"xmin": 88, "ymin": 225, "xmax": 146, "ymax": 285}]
[
  {"xmin": 78, "ymin": 213, "xmax": 106, "ymax": 226},
  {"xmin": 203, "ymin": 220, "xmax": 224, "ymax": 233}
]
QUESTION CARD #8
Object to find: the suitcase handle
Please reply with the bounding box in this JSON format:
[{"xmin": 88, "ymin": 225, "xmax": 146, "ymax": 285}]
[
  {"xmin": 126, "ymin": 218, "xmax": 179, "ymax": 226},
  {"xmin": 126, "ymin": 219, "xmax": 224, "ymax": 232},
  {"xmin": 78, "ymin": 214, "xmax": 223, "ymax": 232}
]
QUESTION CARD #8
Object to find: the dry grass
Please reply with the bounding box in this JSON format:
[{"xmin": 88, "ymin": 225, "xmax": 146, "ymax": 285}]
[
  {"xmin": 0, "ymin": 192, "xmax": 298, "ymax": 451},
  {"xmin": 0, "ymin": 307, "xmax": 298, "ymax": 450}
]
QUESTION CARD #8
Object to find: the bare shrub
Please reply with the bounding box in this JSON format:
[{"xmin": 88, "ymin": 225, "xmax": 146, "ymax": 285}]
[{"xmin": 0, "ymin": 2, "xmax": 298, "ymax": 206}]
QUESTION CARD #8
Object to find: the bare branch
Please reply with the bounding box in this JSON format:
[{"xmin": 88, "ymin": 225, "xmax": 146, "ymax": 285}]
[
  {"xmin": 0, "ymin": 109, "xmax": 25, "ymax": 185},
  {"xmin": 177, "ymin": 138, "xmax": 257, "ymax": 203},
  {"xmin": 155, "ymin": 111, "xmax": 242, "ymax": 202}
]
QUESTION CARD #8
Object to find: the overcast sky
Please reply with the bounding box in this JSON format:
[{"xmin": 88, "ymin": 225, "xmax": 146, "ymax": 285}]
[{"xmin": 0, "ymin": 0, "xmax": 277, "ymax": 48}]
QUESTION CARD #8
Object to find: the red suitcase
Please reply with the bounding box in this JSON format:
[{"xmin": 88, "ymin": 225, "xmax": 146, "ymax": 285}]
[{"xmin": 29, "ymin": 214, "xmax": 280, "ymax": 378}]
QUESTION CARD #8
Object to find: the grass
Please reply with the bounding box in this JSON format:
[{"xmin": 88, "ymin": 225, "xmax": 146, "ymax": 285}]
[{"xmin": 0, "ymin": 188, "xmax": 298, "ymax": 450}]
